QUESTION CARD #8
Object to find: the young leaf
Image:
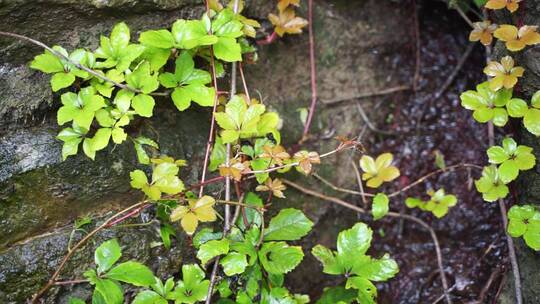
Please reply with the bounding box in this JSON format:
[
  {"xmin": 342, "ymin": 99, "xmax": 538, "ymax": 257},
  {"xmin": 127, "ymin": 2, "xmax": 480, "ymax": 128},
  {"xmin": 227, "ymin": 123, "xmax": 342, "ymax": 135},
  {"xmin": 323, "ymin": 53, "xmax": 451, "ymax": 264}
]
[
  {"xmin": 95, "ymin": 239, "xmax": 122, "ymax": 274},
  {"xmin": 170, "ymin": 196, "xmax": 217, "ymax": 235},
  {"xmin": 372, "ymin": 193, "xmax": 389, "ymax": 220},
  {"xmin": 359, "ymin": 153, "xmax": 400, "ymax": 188}
]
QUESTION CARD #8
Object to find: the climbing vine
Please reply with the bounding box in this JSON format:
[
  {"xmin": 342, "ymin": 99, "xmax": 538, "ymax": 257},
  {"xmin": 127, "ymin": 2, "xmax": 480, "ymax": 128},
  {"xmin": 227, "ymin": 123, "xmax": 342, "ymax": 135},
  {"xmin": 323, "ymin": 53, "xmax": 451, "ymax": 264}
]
[{"xmin": 2, "ymin": 0, "xmax": 540, "ymax": 303}]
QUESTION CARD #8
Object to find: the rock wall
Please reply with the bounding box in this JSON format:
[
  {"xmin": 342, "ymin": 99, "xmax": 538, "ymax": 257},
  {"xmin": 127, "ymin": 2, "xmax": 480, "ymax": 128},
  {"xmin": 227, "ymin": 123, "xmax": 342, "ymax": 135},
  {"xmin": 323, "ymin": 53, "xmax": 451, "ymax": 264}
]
[
  {"xmin": 493, "ymin": 3, "xmax": 540, "ymax": 304},
  {"xmin": 0, "ymin": 0, "xmax": 415, "ymax": 302}
]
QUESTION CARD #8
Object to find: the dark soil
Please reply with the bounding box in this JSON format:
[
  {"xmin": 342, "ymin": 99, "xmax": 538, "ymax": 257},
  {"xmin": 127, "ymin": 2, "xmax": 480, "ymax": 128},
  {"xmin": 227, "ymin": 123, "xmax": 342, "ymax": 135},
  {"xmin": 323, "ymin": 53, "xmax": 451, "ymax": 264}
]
[{"xmin": 297, "ymin": 2, "xmax": 508, "ymax": 303}]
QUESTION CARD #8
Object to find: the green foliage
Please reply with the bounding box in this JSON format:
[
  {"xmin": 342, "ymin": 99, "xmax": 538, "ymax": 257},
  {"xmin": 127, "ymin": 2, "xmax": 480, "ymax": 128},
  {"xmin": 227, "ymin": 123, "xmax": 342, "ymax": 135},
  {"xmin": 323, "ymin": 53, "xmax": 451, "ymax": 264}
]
[
  {"xmin": 475, "ymin": 165, "xmax": 509, "ymax": 202},
  {"xmin": 312, "ymin": 223, "xmax": 399, "ymax": 303},
  {"xmin": 130, "ymin": 161, "xmax": 185, "ymax": 200},
  {"xmin": 507, "ymin": 90, "xmax": 540, "ymax": 136},
  {"xmin": 372, "ymin": 193, "xmax": 389, "ymax": 220},
  {"xmin": 405, "ymin": 189, "xmax": 458, "ymax": 218},
  {"xmin": 507, "ymin": 205, "xmax": 540, "ymax": 250},
  {"xmin": 159, "ymin": 52, "xmax": 215, "ymax": 111},
  {"xmin": 460, "ymin": 81, "xmax": 512, "ymax": 126},
  {"xmin": 84, "ymin": 239, "xmax": 156, "ymax": 304},
  {"xmin": 214, "ymin": 95, "xmax": 279, "ymax": 143},
  {"xmin": 487, "ymin": 137, "xmax": 536, "ymax": 183},
  {"xmin": 171, "ymin": 264, "xmax": 210, "ymax": 303}
]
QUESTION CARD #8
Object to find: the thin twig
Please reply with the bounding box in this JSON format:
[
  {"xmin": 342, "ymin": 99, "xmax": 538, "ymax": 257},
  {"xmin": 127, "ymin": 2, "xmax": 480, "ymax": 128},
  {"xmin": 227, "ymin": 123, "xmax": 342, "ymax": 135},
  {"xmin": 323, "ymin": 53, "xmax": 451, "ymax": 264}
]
[
  {"xmin": 0, "ymin": 31, "xmax": 168, "ymax": 97},
  {"xmin": 489, "ymin": 121, "xmax": 522, "ymax": 304},
  {"xmin": 238, "ymin": 62, "xmax": 251, "ymax": 103},
  {"xmin": 455, "ymin": 5, "xmax": 475, "ymax": 28},
  {"xmin": 30, "ymin": 201, "xmax": 148, "ymax": 303},
  {"xmin": 53, "ymin": 279, "xmax": 89, "ymax": 286},
  {"xmin": 205, "ymin": 1, "xmax": 240, "ymax": 302},
  {"xmin": 322, "ymin": 85, "xmax": 410, "ymax": 106},
  {"xmin": 355, "ymin": 102, "xmax": 397, "ymax": 136},
  {"xmin": 282, "ymin": 179, "xmax": 453, "ymax": 304},
  {"xmin": 301, "ymin": 0, "xmax": 318, "ymax": 141},
  {"xmin": 351, "ymin": 161, "xmax": 368, "ymax": 208},
  {"xmin": 387, "ymin": 163, "xmax": 482, "ymax": 198},
  {"xmin": 412, "ymin": 0, "xmax": 421, "ymax": 91},
  {"xmin": 310, "ymin": 163, "xmax": 481, "ymax": 200},
  {"xmin": 312, "ymin": 173, "xmax": 364, "ymax": 196},
  {"xmin": 198, "ymin": 15, "xmax": 222, "ymax": 198}
]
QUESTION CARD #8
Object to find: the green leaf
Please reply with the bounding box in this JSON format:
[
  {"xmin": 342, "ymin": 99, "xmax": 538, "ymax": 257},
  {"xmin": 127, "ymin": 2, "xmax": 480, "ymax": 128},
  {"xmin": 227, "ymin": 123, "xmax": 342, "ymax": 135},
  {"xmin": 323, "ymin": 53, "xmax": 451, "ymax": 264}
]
[
  {"xmin": 220, "ymin": 252, "xmax": 248, "ymax": 276},
  {"xmin": 492, "ymin": 108, "xmax": 508, "ymax": 127},
  {"xmin": 532, "ymin": 90, "xmax": 540, "ymax": 108},
  {"xmin": 264, "ymin": 208, "xmax": 313, "ymax": 241},
  {"xmin": 68, "ymin": 298, "xmax": 86, "ymax": 304},
  {"xmin": 507, "ymin": 205, "xmax": 534, "ymax": 237},
  {"xmin": 311, "ymin": 244, "xmax": 342, "ymax": 275},
  {"xmin": 487, "ymin": 146, "xmax": 509, "ymax": 164},
  {"xmin": 94, "ymin": 278, "xmax": 124, "ymax": 304},
  {"xmin": 524, "ymin": 108, "xmax": 540, "ymax": 136},
  {"xmin": 524, "ymin": 220, "xmax": 540, "ymax": 250},
  {"xmin": 460, "ymin": 90, "xmax": 485, "ymax": 110},
  {"xmin": 130, "ymin": 170, "xmax": 149, "ymax": 189},
  {"xmin": 507, "ymin": 98, "xmax": 528, "ymax": 118},
  {"xmin": 351, "ymin": 254, "xmax": 399, "ymax": 281},
  {"xmin": 515, "ymin": 146, "xmax": 536, "ymax": 170},
  {"xmin": 95, "ymin": 239, "xmax": 122, "ymax": 274},
  {"xmin": 126, "ymin": 62, "xmax": 159, "ymax": 94},
  {"xmin": 315, "ymin": 287, "xmax": 357, "ymax": 304},
  {"xmin": 172, "ymin": 264, "xmax": 210, "ymax": 304},
  {"xmin": 159, "ymin": 224, "xmax": 175, "ymax": 250},
  {"xmin": 337, "ymin": 222, "xmax": 372, "ymax": 257},
  {"xmin": 372, "ymin": 193, "xmax": 389, "ymax": 220},
  {"xmin": 197, "ymin": 239, "xmax": 230, "ymax": 264},
  {"xmin": 132, "ymin": 94, "xmax": 155, "ymax": 117},
  {"xmin": 345, "ymin": 277, "xmax": 377, "ymax": 304},
  {"xmin": 499, "ymin": 160, "xmax": 519, "ymax": 183},
  {"xmin": 51, "ymin": 72, "xmax": 75, "ymax": 91},
  {"xmin": 133, "ymin": 290, "xmax": 167, "ymax": 304},
  {"xmin": 172, "ymin": 19, "xmax": 218, "ymax": 49},
  {"xmin": 110, "ymin": 22, "xmax": 131, "ymax": 51},
  {"xmin": 171, "ymin": 87, "xmax": 192, "ymax": 111},
  {"xmin": 174, "ymin": 51, "xmax": 195, "ymax": 83},
  {"xmin": 61, "ymin": 137, "xmax": 83, "ymax": 160},
  {"xmin": 139, "ymin": 29, "xmax": 174, "ymax": 49},
  {"xmin": 30, "ymin": 50, "xmax": 65, "ymax": 73},
  {"xmin": 90, "ymin": 128, "xmax": 112, "ymax": 152},
  {"xmin": 214, "ymin": 37, "xmax": 242, "ymax": 62},
  {"xmin": 106, "ymin": 261, "xmax": 154, "ymax": 287},
  {"xmin": 209, "ymin": 136, "xmax": 226, "ymax": 171},
  {"xmin": 258, "ymin": 241, "xmax": 304, "ymax": 274},
  {"xmin": 193, "ymin": 228, "xmax": 223, "ymax": 248}
]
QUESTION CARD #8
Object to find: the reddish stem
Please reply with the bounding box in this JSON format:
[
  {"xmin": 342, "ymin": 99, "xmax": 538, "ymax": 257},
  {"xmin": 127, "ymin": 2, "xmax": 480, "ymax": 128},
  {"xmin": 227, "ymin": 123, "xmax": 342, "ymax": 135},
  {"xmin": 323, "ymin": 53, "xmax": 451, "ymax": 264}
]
[
  {"xmin": 302, "ymin": 0, "xmax": 318, "ymax": 140},
  {"xmin": 256, "ymin": 31, "xmax": 278, "ymax": 45}
]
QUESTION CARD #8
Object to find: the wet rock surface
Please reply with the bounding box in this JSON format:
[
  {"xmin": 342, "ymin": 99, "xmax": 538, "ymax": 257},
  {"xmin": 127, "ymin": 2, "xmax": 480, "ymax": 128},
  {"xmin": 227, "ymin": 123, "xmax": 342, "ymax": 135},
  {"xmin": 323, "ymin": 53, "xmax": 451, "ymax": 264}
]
[{"xmin": 0, "ymin": 0, "xmax": 520, "ymax": 303}]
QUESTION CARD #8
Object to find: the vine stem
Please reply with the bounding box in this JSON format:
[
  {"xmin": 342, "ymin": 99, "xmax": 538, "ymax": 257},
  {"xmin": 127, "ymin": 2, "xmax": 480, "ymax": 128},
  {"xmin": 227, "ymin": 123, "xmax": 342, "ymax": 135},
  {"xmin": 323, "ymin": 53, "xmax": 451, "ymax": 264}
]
[
  {"xmin": 488, "ymin": 121, "xmax": 522, "ymax": 304},
  {"xmin": 205, "ymin": 1, "xmax": 241, "ymax": 302},
  {"xmin": 198, "ymin": 15, "xmax": 221, "ymax": 198},
  {"xmin": 281, "ymin": 179, "xmax": 453, "ymax": 304},
  {"xmin": 30, "ymin": 201, "xmax": 148, "ymax": 303},
  {"xmin": 0, "ymin": 31, "xmax": 168, "ymax": 96},
  {"xmin": 301, "ymin": 0, "xmax": 318, "ymax": 141}
]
